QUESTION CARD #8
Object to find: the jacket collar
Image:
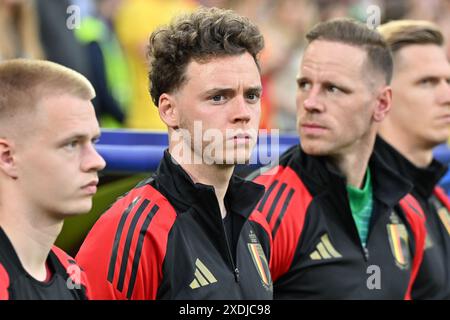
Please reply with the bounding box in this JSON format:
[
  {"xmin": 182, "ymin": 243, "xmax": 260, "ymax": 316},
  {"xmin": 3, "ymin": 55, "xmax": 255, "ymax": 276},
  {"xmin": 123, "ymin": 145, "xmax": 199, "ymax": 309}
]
[
  {"xmin": 287, "ymin": 144, "xmax": 412, "ymax": 209},
  {"xmin": 155, "ymin": 150, "xmax": 265, "ymax": 220},
  {"xmin": 375, "ymin": 136, "xmax": 447, "ymax": 199}
]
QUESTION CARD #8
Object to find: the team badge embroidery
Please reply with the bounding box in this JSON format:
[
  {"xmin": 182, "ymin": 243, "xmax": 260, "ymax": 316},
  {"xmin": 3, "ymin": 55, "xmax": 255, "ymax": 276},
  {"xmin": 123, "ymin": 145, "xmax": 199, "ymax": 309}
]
[
  {"xmin": 247, "ymin": 231, "xmax": 272, "ymax": 290},
  {"xmin": 387, "ymin": 212, "xmax": 411, "ymax": 270}
]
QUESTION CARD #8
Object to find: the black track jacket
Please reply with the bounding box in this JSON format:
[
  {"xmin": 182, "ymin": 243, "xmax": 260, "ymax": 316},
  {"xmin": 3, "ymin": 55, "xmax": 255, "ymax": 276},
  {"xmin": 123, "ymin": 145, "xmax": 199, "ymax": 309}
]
[
  {"xmin": 76, "ymin": 151, "xmax": 273, "ymax": 299},
  {"xmin": 375, "ymin": 136, "xmax": 450, "ymax": 299},
  {"xmin": 250, "ymin": 145, "xmax": 426, "ymax": 299}
]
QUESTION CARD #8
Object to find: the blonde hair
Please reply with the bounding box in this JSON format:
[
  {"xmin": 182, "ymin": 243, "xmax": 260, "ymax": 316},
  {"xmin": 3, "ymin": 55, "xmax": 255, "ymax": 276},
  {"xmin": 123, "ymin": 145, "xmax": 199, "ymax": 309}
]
[
  {"xmin": 0, "ymin": 59, "xmax": 95, "ymax": 132},
  {"xmin": 378, "ymin": 20, "xmax": 444, "ymax": 54}
]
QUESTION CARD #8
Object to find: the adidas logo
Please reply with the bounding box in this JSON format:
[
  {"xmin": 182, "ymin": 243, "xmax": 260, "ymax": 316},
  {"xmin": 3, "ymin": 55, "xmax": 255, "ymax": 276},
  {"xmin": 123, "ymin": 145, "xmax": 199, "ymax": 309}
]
[
  {"xmin": 310, "ymin": 234, "xmax": 342, "ymax": 260},
  {"xmin": 189, "ymin": 259, "xmax": 218, "ymax": 289}
]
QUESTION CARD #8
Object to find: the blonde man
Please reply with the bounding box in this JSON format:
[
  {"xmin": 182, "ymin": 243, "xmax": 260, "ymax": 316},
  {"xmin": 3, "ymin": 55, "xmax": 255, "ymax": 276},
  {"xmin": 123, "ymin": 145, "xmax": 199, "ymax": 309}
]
[
  {"xmin": 0, "ymin": 59, "xmax": 105, "ymax": 299},
  {"xmin": 377, "ymin": 20, "xmax": 450, "ymax": 299}
]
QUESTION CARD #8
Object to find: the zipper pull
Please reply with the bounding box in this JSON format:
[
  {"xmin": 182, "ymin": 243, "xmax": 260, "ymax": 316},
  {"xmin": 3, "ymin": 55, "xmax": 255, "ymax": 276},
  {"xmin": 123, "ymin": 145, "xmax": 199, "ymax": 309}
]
[
  {"xmin": 364, "ymin": 247, "xmax": 370, "ymax": 261},
  {"xmin": 234, "ymin": 268, "xmax": 240, "ymax": 283}
]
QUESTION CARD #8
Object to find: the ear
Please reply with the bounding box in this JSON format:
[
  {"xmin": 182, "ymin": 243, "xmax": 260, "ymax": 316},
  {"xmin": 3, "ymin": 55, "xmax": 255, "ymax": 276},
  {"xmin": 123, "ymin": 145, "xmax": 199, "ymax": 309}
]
[
  {"xmin": 158, "ymin": 93, "xmax": 180, "ymax": 129},
  {"xmin": 373, "ymin": 86, "xmax": 392, "ymax": 122},
  {"xmin": 0, "ymin": 138, "xmax": 18, "ymax": 179}
]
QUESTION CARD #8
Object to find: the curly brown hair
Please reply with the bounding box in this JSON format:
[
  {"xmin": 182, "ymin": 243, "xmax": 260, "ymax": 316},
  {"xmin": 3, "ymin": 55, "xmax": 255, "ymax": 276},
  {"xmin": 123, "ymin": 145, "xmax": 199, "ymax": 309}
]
[{"xmin": 147, "ymin": 7, "xmax": 264, "ymax": 107}]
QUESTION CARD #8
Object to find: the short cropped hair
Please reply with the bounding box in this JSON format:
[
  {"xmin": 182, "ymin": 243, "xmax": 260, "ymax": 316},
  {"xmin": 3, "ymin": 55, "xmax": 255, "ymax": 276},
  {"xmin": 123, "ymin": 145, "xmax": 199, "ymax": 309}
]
[
  {"xmin": 0, "ymin": 59, "xmax": 95, "ymax": 132},
  {"xmin": 147, "ymin": 7, "xmax": 264, "ymax": 106},
  {"xmin": 306, "ymin": 18, "xmax": 393, "ymax": 84},
  {"xmin": 377, "ymin": 20, "xmax": 444, "ymax": 55}
]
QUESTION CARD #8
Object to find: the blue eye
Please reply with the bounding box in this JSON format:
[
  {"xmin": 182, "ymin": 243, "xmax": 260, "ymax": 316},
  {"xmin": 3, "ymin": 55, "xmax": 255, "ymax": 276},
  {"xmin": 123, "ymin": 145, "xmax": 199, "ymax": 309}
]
[
  {"xmin": 63, "ymin": 140, "xmax": 78, "ymax": 151},
  {"xmin": 212, "ymin": 95, "xmax": 225, "ymax": 102},
  {"xmin": 326, "ymin": 85, "xmax": 340, "ymax": 93},
  {"xmin": 298, "ymin": 81, "xmax": 311, "ymax": 91},
  {"xmin": 419, "ymin": 78, "xmax": 438, "ymax": 87},
  {"xmin": 246, "ymin": 93, "xmax": 260, "ymax": 104},
  {"xmin": 209, "ymin": 94, "xmax": 228, "ymax": 105}
]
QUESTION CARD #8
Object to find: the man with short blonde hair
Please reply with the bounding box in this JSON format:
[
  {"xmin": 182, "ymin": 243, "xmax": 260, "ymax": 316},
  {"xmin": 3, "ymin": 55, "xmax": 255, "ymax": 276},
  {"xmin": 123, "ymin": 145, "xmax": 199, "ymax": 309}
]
[
  {"xmin": 377, "ymin": 20, "xmax": 450, "ymax": 299},
  {"xmin": 0, "ymin": 59, "xmax": 105, "ymax": 299}
]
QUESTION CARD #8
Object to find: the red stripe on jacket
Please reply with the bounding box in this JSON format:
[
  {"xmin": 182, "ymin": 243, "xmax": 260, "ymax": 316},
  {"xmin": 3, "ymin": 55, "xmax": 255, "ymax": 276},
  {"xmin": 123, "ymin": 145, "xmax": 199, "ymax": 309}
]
[
  {"xmin": 253, "ymin": 165, "xmax": 312, "ymax": 281},
  {"xmin": 76, "ymin": 184, "xmax": 177, "ymax": 299},
  {"xmin": 399, "ymin": 194, "xmax": 426, "ymax": 300}
]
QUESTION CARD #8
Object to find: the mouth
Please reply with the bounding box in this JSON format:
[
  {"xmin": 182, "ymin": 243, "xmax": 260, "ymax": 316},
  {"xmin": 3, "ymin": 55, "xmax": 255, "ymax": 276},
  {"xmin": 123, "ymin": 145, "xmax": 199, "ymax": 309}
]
[
  {"xmin": 300, "ymin": 122, "xmax": 327, "ymax": 135},
  {"xmin": 227, "ymin": 132, "xmax": 254, "ymax": 143},
  {"xmin": 438, "ymin": 115, "xmax": 450, "ymax": 123},
  {"xmin": 233, "ymin": 134, "xmax": 250, "ymax": 140},
  {"xmin": 81, "ymin": 180, "xmax": 99, "ymax": 195}
]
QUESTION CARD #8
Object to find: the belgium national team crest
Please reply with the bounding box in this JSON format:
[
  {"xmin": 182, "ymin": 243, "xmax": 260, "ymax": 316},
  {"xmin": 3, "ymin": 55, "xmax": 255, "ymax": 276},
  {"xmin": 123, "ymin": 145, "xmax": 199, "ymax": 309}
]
[
  {"xmin": 247, "ymin": 243, "xmax": 272, "ymax": 289},
  {"xmin": 387, "ymin": 212, "xmax": 411, "ymax": 270},
  {"xmin": 247, "ymin": 231, "xmax": 272, "ymax": 290}
]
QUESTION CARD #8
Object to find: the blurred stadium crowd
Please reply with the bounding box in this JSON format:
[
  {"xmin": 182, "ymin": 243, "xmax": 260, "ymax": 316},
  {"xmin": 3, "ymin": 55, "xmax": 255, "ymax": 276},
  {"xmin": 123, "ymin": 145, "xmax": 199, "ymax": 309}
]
[{"xmin": 1, "ymin": 0, "xmax": 449, "ymax": 133}]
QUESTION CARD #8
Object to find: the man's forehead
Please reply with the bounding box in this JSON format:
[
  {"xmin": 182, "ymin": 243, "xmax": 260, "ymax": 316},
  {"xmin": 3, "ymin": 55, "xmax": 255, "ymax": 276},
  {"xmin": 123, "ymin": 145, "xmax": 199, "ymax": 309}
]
[
  {"xmin": 396, "ymin": 44, "xmax": 450, "ymax": 75},
  {"xmin": 39, "ymin": 94, "xmax": 95, "ymax": 117},
  {"xmin": 185, "ymin": 54, "xmax": 261, "ymax": 84},
  {"xmin": 300, "ymin": 57, "xmax": 364, "ymax": 82},
  {"xmin": 303, "ymin": 40, "xmax": 367, "ymax": 61},
  {"xmin": 301, "ymin": 41, "xmax": 366, "ymax": 77},
  {"xmin": 37, "ymin": 95, "xmax": 99, "ymax": 135}
]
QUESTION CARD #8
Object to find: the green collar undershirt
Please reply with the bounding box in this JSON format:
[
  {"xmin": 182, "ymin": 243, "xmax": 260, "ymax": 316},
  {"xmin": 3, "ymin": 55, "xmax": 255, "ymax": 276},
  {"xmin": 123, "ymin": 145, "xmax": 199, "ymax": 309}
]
[{"xmin": 346, "ymin": 168, "xmax": 373, "ymax": 247}]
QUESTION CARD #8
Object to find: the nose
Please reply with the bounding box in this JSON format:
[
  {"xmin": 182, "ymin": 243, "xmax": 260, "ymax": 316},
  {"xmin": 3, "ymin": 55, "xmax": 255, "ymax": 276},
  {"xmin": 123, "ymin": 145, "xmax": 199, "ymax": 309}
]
[
  {"xmin": 231, "ymin": 96, "xmax": 252, "ymax": 124},
  {"xmin": 437, "ymin": 80, "xmax": 450, "ymax": 106},
  {"xmin": 82, "ymin": 143, "xmax": 106, "ymax": 172},
  {"xmin": 298, "ymin": 86, "xmax": 323, "ymax": 113}
]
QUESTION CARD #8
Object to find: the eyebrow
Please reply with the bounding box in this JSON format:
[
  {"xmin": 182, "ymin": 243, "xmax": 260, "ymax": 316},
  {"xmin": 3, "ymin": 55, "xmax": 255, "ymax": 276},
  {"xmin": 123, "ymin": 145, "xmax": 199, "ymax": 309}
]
[
  {"xmin": 245, "ymin": 86, "xmax": 263, "ymax": 94},
  {"xmin": 296, "ymin": 76, "xmax": 354, "ymax": 93},
  {"xmin": 59, "ymin": 132, "xmax": 101, "ymax": 143},
  {"xmin": 417, "ymin": 74, "xmax": 450, "ymax": 81},
  {"xmin": 203, "ymin": 86, "xmax": 263, "ymax": 96}
]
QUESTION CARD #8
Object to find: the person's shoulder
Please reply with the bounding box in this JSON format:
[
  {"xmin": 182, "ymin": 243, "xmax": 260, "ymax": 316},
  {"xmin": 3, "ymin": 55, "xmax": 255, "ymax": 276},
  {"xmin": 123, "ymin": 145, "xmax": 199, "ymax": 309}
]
[
  {"xmin": 249, "ymin": 210, "xmax": 271, "ymax": 237},
  {"xmin": 76, "ymin": 180, "xmax": 178, "ymax": 300},
  {"xmin": 399, "ymin": 194, "xmax": 426, "ymax": 222},
  {"xmin": 50, "ymin": 246, "xmax": 90, "ymax": 298},
  {"xmin": 247, "ymin": 145, "xmax": 300, "ymax": 185},
  {"xmin": 51, "ymin": 246, "xmax": 86, "ymax": 284},
  {"xmin": 51, "ymin": 246, "xmax": 77, "ymax": 266},
  {"xmin": 101, "ymin": 178, "xmax": 176, "ymax": 225}
]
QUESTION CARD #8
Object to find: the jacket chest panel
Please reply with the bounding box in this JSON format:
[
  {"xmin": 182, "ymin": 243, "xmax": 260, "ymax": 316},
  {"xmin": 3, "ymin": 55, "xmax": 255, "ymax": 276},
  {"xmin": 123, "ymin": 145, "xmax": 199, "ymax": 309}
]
[
  {"xmin": 159, "ymin": 216, "xmax": 272, "ymax": 299},
  {"xmin": 289, "ymin": 199, "xmax": 413, "ymax": 298}
]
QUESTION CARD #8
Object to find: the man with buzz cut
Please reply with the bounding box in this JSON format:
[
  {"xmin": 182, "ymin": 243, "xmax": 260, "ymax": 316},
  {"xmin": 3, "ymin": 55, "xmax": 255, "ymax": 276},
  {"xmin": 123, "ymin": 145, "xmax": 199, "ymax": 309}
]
[
  {"xmin": 0, "ymin": 59, "xmax": 106, "ymax": 300},
  {"xmin": 250, "ymin": 18, "xmax": 426, "ymax": 299},
  {"xmin": 376, "ymin": 20, "xmax": 450, "ymax": 300},
  {"xmin": 76, "ymin": 7, "xmax": 273, "ymax": 300}
]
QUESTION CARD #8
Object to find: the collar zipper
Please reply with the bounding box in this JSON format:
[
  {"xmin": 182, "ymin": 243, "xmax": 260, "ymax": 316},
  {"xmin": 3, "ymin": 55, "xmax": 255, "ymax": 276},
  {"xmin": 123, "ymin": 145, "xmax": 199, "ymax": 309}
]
[{"xmin": 222, "ymin": 215, "xmax": 240, "ymax": 283}]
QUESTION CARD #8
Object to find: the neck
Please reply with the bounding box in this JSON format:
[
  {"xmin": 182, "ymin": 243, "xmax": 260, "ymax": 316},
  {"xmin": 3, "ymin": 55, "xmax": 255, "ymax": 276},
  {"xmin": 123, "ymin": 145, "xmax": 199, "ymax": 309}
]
[
  {"xmin": 379, "ymin": 125, "xmax": 433, "ymax": 168},
  {"xmin": 169, "ymin": 147, "xmax": 234, "ymax": 219},
  {"xmin": 0, "ymin": 192, "xmax": 63, "ymax": 281},
  {"xmin": 330, "ymin": 134, "xmax": 375, "ymax": 189}
]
